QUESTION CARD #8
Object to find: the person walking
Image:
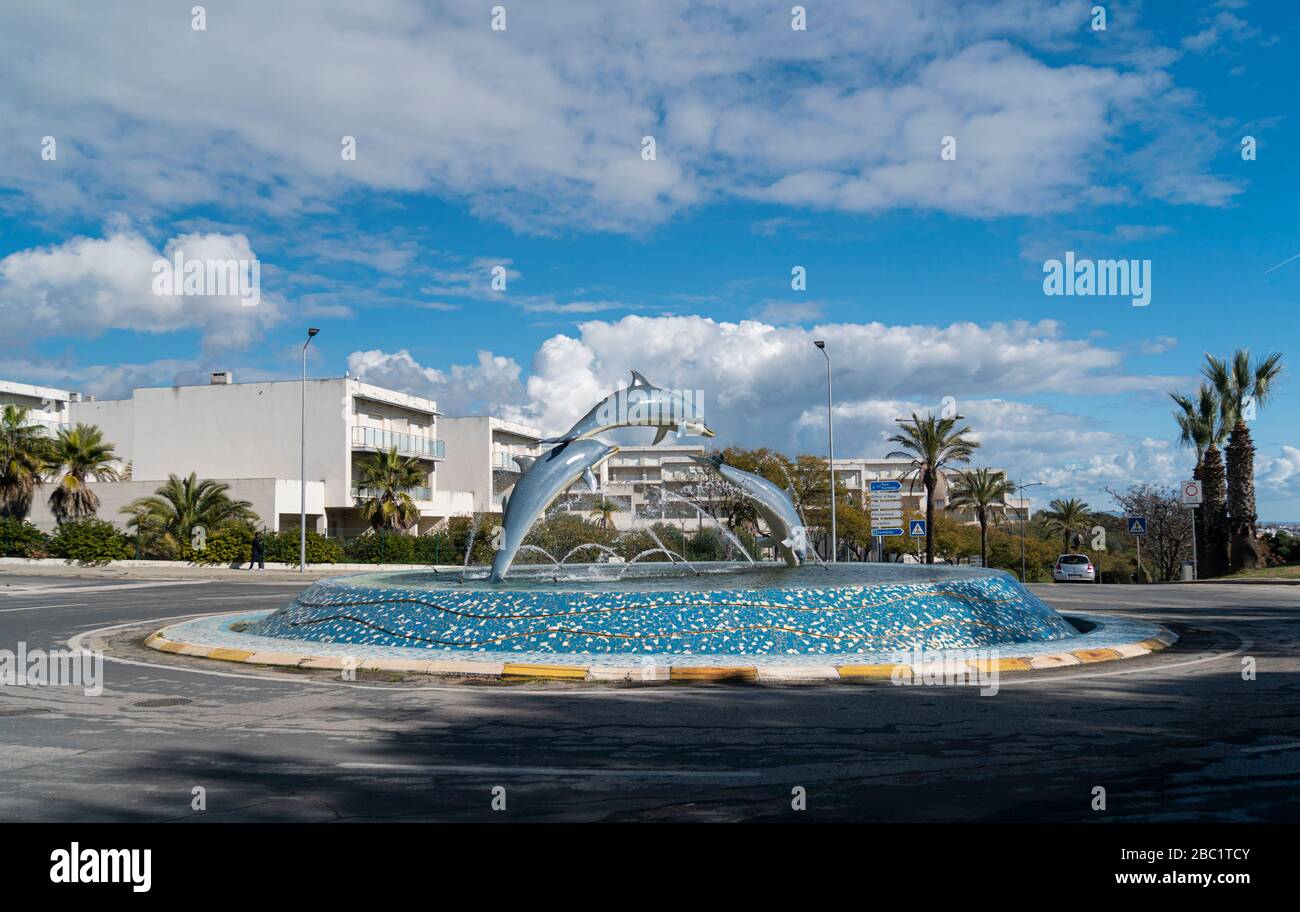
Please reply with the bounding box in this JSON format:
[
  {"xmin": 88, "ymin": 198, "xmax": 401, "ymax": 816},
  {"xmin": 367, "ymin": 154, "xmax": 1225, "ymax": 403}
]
[{"xmin": 247, "ymin": 531, "xmax": 265, "ymax": 571}]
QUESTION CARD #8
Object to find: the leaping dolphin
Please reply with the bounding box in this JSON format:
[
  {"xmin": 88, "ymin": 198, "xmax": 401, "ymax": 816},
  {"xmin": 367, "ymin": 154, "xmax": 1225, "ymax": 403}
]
[
  {"xmin": 488, "ymin": 438, "xmax": 619, "ymax": 582},
  {"xmin": 541, "ymin": 370, "xmax": 715, "ymax": 447},
  {"xmin": 692, "ymin": 454, "xmax": 806, "ymax": 567}
]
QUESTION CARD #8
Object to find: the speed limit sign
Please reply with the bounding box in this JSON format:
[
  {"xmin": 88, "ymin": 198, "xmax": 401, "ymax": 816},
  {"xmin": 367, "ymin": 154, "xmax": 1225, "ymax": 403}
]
[{"xmin": 1181, "ymin": 479, "xmax": 1203, "ymax": 506}]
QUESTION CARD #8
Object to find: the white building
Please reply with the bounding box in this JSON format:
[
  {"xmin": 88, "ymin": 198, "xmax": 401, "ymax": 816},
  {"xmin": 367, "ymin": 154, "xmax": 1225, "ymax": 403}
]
[
  {"xmin": 438, "ymin": 416, "xmax": 543, "ymax": 513},
  {"xmin": 832, "ymin": 457, "xmax": 1032, "ymax": 523},
  {"xmin": 15, "ymin": 372, "xmax": 529, "ymax": 536},
  {"xmin": 0, "ymin": 379, "xmax": 76, "ymax": 437}
]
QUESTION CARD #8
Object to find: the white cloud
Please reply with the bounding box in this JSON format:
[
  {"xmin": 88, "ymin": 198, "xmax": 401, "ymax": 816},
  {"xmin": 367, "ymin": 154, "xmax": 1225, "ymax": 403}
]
[
  {"xmin": 0, "ymin": 228, "xmax": 281, "ymax": 352},
  {"xmin": 347, "ymin": 348, "xmax": 528, "ymax": 418},
  {"xmin": 0, "ymin": 0, "xmax": 1240, "ymax": 233},
  {"xmin": 347, "ymin": 314, "xmax": 1192, "ymax": 505},
  {"xmin": 1259, "ymin": 446, "xmax": 1300, "ymax": 499}
]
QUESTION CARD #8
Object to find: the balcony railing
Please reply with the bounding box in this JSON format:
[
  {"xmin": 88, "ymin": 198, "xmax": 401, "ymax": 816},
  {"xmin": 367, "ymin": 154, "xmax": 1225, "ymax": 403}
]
[
  {"xmin": 351, "ymin": 425, "xmax": 444, "ymax": 459},
  {"xmin": 22, "ymin": 418, "xmax": 69, "ymax": 438},
  {"xmin": 353, "ymin": 485, "xmax": 434, "ymax": 503}
]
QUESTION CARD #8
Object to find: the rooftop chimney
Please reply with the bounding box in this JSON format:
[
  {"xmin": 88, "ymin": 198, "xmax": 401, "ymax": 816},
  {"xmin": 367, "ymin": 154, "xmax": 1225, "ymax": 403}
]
[
  {"xmin": 68, "ymin": 392, "xmax": 81, "ymax": 402},
  {"xmin": 210, "ymin": 371, "xmax": 233, "ymax": 385}
]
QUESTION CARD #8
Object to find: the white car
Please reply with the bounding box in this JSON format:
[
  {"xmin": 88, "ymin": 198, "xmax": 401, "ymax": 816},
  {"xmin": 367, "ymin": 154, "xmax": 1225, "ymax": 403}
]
[{"xmin": 1053, "ymin": 554, "xmax": 1095, "ymax": 583}]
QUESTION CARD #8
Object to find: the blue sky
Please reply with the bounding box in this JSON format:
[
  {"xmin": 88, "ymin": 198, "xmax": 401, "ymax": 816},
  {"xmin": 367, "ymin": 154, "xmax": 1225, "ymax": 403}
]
[{"xmin": 1, "ymin": 0, "xmax": 1297, "ymax": 517}]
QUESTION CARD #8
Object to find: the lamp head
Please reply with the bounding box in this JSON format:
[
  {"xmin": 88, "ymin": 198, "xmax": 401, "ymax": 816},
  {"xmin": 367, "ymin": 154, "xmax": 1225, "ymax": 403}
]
[
  {"xmin": 307, "ymin": 327, "xmax": 320, "ymax": 338},
  {"xmin": 813, "ymin": 340, "xmax": 825, "ymax": 349}
]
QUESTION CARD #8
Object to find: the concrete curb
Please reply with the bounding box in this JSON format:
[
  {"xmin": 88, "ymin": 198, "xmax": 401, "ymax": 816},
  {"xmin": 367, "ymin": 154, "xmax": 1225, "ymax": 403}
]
[{"xmin": 143, "ymin": 625, "xmax": 1179, "ymax": 685}]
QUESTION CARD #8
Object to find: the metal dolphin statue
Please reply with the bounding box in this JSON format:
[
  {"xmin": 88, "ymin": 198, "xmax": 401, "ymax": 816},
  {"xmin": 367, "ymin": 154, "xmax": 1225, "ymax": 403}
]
[
  {"xmin": 488, "ymin": 438, "xmax": 619, "ymax": 582},
  {"xmin": 541, "ymin": 370, "xmax": 715, "ymax": 447},
  {"xmin": 692, "ymin": 454, "xmax": 806, "ymax": 567}
]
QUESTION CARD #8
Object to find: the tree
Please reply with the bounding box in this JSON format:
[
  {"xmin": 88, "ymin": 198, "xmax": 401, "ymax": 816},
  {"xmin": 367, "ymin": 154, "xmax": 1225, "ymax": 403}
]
[
  {"xmin": 946, "ymin": 468, "xmax": 1016, "ymax": 567},
  {"xmin": 1171, "ymin": 383, "xmax": 1229, "ymax": 577},
  {"xmin": 1203, "ymin": 350, "xmax": 1283, "ymax": 570},
  {"xmin": 1108, "ymin": 485, "xmax": 1194, "ymax": 582},
  {"xmin": 354, "ymin": 446, "xmax": 425, "ymax": 532},
  {"xmin": 46, "ymin": 423, "xmax": 120, "ymax": 524},
  {"xmin": 591, "ymin": 498, "xmax": 623, "ymax": 530},
  {"xmin": 0, "ymin": 405, "xmax": 50, "ymax": 520},
  {"xmin": 886, "ymin": 413, "xmax": 980, "ymax": 563},
  {"xmin": 122, "ymin": 473, "xmax": 258, "ymax": 554},
  {"xmin": 1042, "ymin": 498, "xmax": 1092, "ymax": 552}
]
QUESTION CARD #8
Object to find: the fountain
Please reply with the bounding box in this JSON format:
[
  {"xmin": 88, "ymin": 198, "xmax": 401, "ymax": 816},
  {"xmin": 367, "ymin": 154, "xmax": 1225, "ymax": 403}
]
[{"xmin": 151, "ymin": 370, "xmax": 1175, "ymax": 678}]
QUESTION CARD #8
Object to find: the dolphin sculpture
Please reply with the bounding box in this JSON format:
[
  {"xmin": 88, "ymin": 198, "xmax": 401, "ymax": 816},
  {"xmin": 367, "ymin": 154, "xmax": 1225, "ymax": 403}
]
[
  {"xmin": 692, "ymin": 454, "xmax": 805, "ymax": 567},
  {"xmin": 541, "ymin": 370, "xmax": 715, "ymax": 447},
  {"xmin": 488, "ymin": 438, "xmax": 619, "ymax": 582}
]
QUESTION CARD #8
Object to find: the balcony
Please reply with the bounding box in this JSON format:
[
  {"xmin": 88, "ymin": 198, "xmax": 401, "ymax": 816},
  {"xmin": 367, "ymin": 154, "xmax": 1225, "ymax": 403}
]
[
  {"xmin": 22, "ymin": 418, "xmax": 69, "ymax": 439},
  {"xmin": 353, "ymin": 485, "xmax": 434, "ymax": 503},
  {"xmin": 351, "ymin": 425, "xmax": 444, "ymax": 459}
]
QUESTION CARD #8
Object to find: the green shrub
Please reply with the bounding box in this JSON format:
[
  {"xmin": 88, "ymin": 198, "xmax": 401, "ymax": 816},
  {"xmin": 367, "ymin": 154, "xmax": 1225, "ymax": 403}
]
[
  {"xmin": 263, "ymin": 530, "xmax": 344, "ymax": 564},
  {"xmin": 344, "ymin": 532, "xmax": 415, "ymax": 564},
  {"xmin": 0, "ymin": 518, "xmax": 49, "ymax": 557},
  {"xmin": 48, "ymin": 519, "xmax": 133, "ymax": 564},
  {"xmin": 183, "ymin": 526, "xmax": 254, "ymax": 565}
]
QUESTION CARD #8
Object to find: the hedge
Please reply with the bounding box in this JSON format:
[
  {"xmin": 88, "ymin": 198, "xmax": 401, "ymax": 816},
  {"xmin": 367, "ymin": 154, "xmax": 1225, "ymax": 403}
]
[
  {"xmin": 0, "ymin": 518, "xmax": 50, "ymax": 558},
  {"xmin": 48, "ymin": 519, "xmax": 134, "ymax": 564}
]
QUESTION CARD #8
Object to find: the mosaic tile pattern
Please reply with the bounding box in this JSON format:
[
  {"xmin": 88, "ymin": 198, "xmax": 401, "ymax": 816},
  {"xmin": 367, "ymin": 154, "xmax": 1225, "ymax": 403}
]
[{"xmin": 248, "ymin": 565, "xmax": 1079, "ymax": 656}]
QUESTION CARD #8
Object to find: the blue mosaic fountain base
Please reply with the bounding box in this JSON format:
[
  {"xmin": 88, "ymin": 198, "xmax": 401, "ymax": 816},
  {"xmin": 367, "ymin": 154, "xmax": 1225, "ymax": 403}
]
[{"xmin": 248, "ymin": 563, "xmax": 1080, "ymax": 657}]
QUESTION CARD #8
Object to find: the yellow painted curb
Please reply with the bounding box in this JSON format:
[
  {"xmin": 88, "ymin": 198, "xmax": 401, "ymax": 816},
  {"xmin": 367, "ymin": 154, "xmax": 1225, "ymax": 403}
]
[
  {"xmin": 501, "ymin": 663, "xmax": 589, "ymax": 680},
  {"xmin": 1138, "ymin": 637, "xmax": 1169, "ymax": 652},
  {"xmin": 1072, "ymin": 648, "xmax": 1122, "ymax": 663},
  {"xmin": 669, "ymin": 666, "xmax": 758, "ymax": 682},
  {"xmin": 153, "ymin": 639, "xmax": 185, "ymax": 654},
  {"xmin": 206, "ymin": 647, "xmax": 256, "ymax": 662},
  {"xmin": 837, "ymin": 663, "xmax": 902, "ymax": 679},
  {"xmin": 967, "ymin": 657, "xmax": 1034, "ymax": 673}
]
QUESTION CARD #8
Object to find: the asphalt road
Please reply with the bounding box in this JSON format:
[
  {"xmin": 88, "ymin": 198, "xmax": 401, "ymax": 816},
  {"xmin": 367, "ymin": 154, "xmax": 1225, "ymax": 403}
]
[{"xmin": 0, "ymin": 571, "xmax": 1297, "ymax": 822}]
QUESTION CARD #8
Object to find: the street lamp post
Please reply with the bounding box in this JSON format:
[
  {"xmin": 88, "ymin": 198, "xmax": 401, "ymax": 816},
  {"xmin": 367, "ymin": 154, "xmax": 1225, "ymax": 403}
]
[
  {"xmin": 1016, "ymin": 480, "xmax": 1043, "ymax": 582},
  {"xmin": 301, "ymin": 327, "xmax": 320, "ymax": 572},
  {"xmin": 814, "ymin": 341, "xmax": 836, "ymax": 562}
]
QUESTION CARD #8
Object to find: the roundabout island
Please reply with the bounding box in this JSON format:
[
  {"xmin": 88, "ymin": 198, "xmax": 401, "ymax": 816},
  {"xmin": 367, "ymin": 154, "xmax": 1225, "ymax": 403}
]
[{"xmin": 146, "ymin": 561, "xmax": 1176, "ymax": 683}]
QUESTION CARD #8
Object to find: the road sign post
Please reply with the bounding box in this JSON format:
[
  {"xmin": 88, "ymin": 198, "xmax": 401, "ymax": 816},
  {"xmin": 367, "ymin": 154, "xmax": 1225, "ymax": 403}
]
[
  {"xmin": 1127, "ymin": 516, "xmax": 1147, "ymax": 578},
  {"xmin": 1185, "ymin": 483, "xmax": 1201, "ymax": 582},
  {"xmin": 1181, "ymin": 480, "xmax": 1203, "ymax": 581},
  {"xmin": 869, "ymin": 481, "xmax": 905, "ymax": 553}
]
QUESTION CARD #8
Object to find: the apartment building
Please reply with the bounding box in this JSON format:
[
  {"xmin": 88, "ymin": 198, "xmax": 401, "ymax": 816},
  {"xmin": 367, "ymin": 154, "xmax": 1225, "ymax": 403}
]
[
  {"xmin": 832, "ymin": 457, "xmax": 1032, "ymax": 523},
  {"xmin": 16, "ymin": 372, "xmax": 508, "ymax": 535},
  {"xmin": 438, "ymin": 416, "xmax": 543, "ymax": 513},
  {"xmin": 0, "ymin": 379, "xmax": 76, "ymax": 437}
]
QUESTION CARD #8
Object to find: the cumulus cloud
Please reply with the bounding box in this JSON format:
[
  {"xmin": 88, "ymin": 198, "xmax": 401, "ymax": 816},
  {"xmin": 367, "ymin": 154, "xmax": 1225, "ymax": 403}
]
[
  {"xmin": 0, "ymin": 0, "xmax": 1240, "ymax": 232},
  {"xmin": 0, "ymin": 228, "xmax": 281, "ymax": 352},
  {"xmin": 1259, "ymin": 446, "xmax": 1300, "ymax": 500},
  {"xmin": 348, "ymin": 314, "xmax": 1193, "ymax": 505},
  {"xmin": 347, "ymin": 348, "xmax": 528, "ymax": 418}
]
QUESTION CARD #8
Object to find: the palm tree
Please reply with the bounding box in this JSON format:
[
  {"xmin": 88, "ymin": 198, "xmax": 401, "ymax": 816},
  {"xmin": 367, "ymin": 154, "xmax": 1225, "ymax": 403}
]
[
  {"xmin": 591, "ymin": 498, "xmax": 623, "ymax": 530},
  {"xmin": 1203, "ymin": 350, "xmax": 1284, "ymax": 570},
  {"xmin": 122, "ymin": 473, "xmax": 258, "ymax": 552},
  {"xmin": 1042, "ymin": 498, "xmax": 1092, "ymax": 552},
  {"xmin": 0, "ymin": 405, "xmax": 50, "ymax": 520},
  {"xmin": 946, "ymin": 468, "xmax": 1017, "ymax": 568},
  {"xmin": 354, "ymin": 446, "xmax": 424, "ymax": 532},
  {"xmin": 46, "ymin": 423, "xmax": 120, "ymax": 524},
  {"xmin": 1171, "ymin": 383, "xmax": 1229, "ymax": 577},
  {"xmin": 886, "ymin": 413, "xmax": 980, "ymax": 563}
]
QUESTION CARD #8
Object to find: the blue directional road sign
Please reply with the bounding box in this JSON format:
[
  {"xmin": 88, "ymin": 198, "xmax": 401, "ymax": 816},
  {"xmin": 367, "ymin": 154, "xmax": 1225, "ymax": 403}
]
[
  {"xmin": 1126, "ymin": 516, "xmax": 1148, "ymax": 534},
  {"xmin": 873, "ymin": 527, "xmax": 904, "ymax": 536},
  {"xmin": 869, "ymin": 480, "xmax": 903, "ymax": 492},
  {"xmin": 909, "ymin": 519, "xmax": 927, "ymax": 537}
]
